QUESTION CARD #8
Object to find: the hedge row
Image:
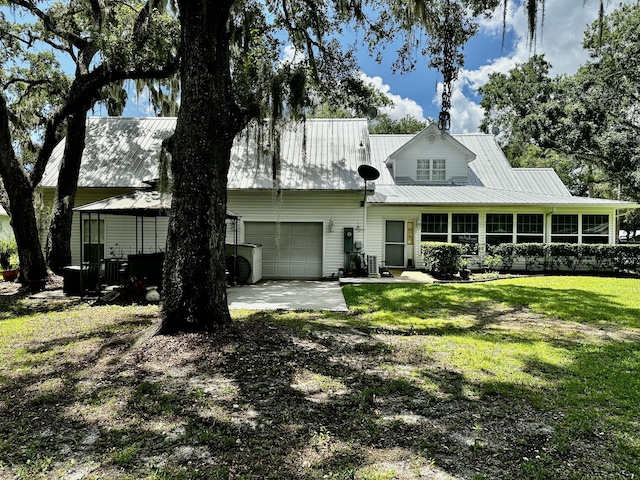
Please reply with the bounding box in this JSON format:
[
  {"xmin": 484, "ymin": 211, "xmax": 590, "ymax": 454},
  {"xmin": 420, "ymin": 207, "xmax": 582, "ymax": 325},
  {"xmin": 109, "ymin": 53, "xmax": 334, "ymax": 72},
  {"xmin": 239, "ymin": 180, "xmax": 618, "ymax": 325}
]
[
  {"xmin": 488, "ymin": 243, "xmax": 640, "ymax": 273},
  {"xmin": 421, "ymin": 241, "xmax": 640, "ymax": 275}
]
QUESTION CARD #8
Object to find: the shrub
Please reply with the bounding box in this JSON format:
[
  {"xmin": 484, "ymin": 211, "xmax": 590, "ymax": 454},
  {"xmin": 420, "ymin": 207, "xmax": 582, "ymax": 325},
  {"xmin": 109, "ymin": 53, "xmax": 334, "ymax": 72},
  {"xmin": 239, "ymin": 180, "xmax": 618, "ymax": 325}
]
[
  {"xmin": 420, "ymin": 242, "xmax": 462, "ymax": 278},
  {"xmin": 483, "ymin": 253, "xmax": 503, "ymax": 272},
  {"xmin": 0, "ymin": 239, "xmax": 17, "ymax": 270},
  {"xmin": 487, "ymin": 243, "xmax": 514, "ymax": 271}
]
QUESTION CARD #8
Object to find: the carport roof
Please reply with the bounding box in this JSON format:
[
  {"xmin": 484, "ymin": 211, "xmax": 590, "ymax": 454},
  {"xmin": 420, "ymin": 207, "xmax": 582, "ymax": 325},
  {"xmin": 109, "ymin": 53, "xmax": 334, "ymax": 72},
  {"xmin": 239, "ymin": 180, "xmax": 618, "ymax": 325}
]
[{"xmin": 74, "ymin": 190, "xmax": 241, "ymax": 218}]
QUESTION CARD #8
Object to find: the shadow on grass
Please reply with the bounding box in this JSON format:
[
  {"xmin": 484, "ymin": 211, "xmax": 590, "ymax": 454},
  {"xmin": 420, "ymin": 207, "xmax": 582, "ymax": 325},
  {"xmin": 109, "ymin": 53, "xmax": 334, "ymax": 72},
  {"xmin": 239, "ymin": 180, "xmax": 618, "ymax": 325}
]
[
  {"xmin": 343, "ymin": 280, "xmax": 640, "ymax": 329},
  {"xmin": 0, "ymin": 288, "xmax": 638, "ymax": 479}
]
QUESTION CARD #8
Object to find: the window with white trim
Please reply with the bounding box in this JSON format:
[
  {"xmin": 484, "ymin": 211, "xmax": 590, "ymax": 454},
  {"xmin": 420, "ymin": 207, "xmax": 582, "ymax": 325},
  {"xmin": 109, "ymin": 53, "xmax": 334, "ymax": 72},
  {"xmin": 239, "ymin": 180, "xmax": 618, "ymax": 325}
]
[
  {"xmin": 517, "ymin": 214, "xmax": 544, "ymax": 243},
  {"xmin": 416, "ymin": 159, "xmax": 446, "ymax": 182},
  {"xmin": 486, "ymin": 213, "xmax": 514, "ymax": 245},
  {"xmin": 551, "ymin": 214, "xmax": 579, "ymax": 243},
  {"xmin": 452, "ymin": 213, "xmax": 479, "ymax": 254},
  {"xmin": 421, "ymin": 213, "xmax": 448, "ymax": 242},
  {"xmin": 582, "ymin": 214, "xmax": 609, "ymax": 244}
]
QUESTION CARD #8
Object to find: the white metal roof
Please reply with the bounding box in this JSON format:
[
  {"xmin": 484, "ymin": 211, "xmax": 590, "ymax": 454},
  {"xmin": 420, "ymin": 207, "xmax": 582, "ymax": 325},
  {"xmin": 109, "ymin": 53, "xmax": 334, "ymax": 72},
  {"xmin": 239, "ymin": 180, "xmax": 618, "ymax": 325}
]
[
  {"xmin": 228, "ymin": 118, "xmax": 370, "ymax": 190},
  {"xmin": 0, "ymin": 206, "xmax": 7, "ymax": 216},
  {"xmin": 42, "ymin": 116, "xmax": 637, "ymax": 210},
  {"xmin": 42, "ymin": 117, "xmax": 176, "ymax": 188},
  {"xmin": 43, "ymin": 117, "xmax": 372, "ymax": 191},
  {"xmin": 369, "ymin": 185, "xmax": 636, "ymax": 207}
]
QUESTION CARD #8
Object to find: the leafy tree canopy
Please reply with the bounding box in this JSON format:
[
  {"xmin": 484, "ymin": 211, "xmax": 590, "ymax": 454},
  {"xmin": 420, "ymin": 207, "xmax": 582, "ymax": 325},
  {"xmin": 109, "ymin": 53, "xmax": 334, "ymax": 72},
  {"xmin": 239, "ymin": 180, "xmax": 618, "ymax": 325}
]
[
  {"xmin": 369, "ymin": 113, "xmax": 432, "ymax": 134},
  {"xmin": 478, "ymin": 2, "xmax": 640, "ymax": 202}
]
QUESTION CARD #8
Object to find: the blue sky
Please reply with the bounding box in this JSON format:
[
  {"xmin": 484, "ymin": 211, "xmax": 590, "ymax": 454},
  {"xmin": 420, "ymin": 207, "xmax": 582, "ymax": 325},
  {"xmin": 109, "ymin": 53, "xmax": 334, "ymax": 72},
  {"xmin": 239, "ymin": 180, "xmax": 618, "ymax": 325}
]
[
  {"xmin": 352, "ymin": 0, "xmax": 634, "ymax": 133},
  {"xmin": 119, "ymin": 0, "xmax": 632, "ymax": 133}
]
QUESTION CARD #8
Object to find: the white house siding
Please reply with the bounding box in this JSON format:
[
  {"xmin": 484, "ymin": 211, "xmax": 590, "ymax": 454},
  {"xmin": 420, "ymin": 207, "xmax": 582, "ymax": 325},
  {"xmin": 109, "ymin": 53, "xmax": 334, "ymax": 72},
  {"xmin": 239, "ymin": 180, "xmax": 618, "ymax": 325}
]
[
  {"xmin": 392, "ymin": 135, "xmax": 470, "ymax": 183},
  {"xmin": 70, "ymin": 213, "xmax": 168, "ymax": 264},
  {"xmin": 39, "ymin": 187, "xmax": 140, "ymax": 249},
  {"xmin": 228, "ymin": 190, "xmax": 364, "ymax": 278},
  {"xmin": 366, "ymin": 205, "xmax": 620, "ymax": 270}
]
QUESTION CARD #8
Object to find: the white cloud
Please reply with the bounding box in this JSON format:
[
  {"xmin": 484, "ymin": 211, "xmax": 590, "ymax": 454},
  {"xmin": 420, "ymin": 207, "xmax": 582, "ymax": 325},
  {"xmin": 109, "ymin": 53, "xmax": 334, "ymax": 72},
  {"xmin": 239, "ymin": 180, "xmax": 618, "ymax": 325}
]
[
  {"xmin": 359, "ymin": 73, "xmax": 428, "ymax": 122},
  {"xmin": 441, "ymin": 0, "xmax": 636, "ymax": 133},
  {"xmin": 282, "ymin": 44, "xmax": 306, "ymax": 65}
]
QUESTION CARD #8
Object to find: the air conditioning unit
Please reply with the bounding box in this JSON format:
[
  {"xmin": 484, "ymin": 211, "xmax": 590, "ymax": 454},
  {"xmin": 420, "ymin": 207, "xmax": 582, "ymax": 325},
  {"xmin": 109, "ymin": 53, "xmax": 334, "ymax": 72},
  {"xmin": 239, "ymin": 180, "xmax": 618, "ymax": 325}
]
[{"xmin": 367, "ymin": 255, "xmax": 378, "ymax": 277}]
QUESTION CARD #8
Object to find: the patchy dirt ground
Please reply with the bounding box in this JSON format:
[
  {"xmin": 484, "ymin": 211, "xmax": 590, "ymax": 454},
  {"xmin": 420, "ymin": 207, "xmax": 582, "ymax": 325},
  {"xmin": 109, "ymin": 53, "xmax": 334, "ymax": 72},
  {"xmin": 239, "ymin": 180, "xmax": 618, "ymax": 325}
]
[{"xmin": 0, "ymin": 284, "xmax": 637, "ymax": 479}]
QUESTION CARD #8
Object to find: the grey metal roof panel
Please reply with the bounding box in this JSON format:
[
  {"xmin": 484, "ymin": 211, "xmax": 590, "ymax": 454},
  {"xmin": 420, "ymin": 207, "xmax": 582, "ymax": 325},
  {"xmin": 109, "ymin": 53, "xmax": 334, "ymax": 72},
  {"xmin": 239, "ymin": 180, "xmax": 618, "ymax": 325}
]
[
  {"xmin": 73, "ymin": 190, "xmax": 241, "ymax": 218},
  {"xmin": 511, "ymin": 169, "xmax": 571, "ymax": 196},
  {"xmin": 369, "ymin": 185, "xmax": 637, "ymax": 207},
  {"xmin": 455, "ymin": 135, "xmax": 573, "ymax": 197},
  {"xmin": 227, "ymin": 118, "xmax": 371, "ymax": 190},
  {"xmin": 74, "ymin": 190, "xmax": 171, "ymax": 215},
  {"xmin": 42, "ymin": 117, "xmax": 176, "ymax": 188}
]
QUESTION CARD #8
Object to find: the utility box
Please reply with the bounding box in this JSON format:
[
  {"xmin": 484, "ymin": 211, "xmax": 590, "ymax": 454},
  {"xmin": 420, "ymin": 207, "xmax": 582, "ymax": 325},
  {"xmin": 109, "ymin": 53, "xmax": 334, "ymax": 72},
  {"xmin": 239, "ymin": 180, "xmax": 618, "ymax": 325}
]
[{"xmin": 344, "ymin": 227, "xmax": 354, "ymax": 253}]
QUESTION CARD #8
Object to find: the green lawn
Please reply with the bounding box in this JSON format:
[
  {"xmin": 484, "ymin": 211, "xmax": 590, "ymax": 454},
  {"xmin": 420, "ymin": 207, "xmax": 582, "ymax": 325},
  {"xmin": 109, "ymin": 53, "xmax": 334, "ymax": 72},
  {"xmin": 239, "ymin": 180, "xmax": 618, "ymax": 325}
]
[{"xmin": 0, "ymin": 276, "xmax": 638, "ymax": 479}]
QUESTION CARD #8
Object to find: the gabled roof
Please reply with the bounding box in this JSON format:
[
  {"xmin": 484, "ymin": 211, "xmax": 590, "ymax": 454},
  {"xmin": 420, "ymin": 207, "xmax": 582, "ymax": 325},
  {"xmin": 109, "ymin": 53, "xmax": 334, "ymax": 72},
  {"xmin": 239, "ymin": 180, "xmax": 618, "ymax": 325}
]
[
  {"xmin": 385, "ymin": 123, "xmax": 476, "ymax": 163},
  {"xmin": 43, "ymin": 117, "xmax": 372, "ymax": 191},
  {"xmin": 0, "ymin": 206, "xmax": 7, "ymax": 217},
  {"xmin": 41, "ymin": 116, "xmax": 637, "ymax": 210},
  {"xmin": 368, "ymin": 132, "xmax": 572, "ymax": 198},
  {"xmin": 42, "ymin": 117, "xmax": 175, "ymax": 188}
]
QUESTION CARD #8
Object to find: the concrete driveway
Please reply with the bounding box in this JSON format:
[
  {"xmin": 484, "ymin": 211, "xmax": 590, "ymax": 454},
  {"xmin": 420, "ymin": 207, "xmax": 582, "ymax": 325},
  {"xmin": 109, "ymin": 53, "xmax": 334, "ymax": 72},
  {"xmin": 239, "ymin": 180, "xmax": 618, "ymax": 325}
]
[{"xmin": 227, "ymin": 280, "xmax": 348, "ymax": 311}]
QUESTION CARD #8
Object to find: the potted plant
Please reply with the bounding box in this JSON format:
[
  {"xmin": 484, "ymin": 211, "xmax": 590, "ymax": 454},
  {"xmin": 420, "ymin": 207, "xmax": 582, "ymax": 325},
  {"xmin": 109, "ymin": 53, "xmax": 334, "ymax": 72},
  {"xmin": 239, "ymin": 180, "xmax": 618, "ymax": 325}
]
[
  {"xmin": 459, "ymin": 258, "xmax": 471, "ymax": 280},
  {"xmin": 0, "ymin": 239, "xmax": 19, "ymax": 281}
]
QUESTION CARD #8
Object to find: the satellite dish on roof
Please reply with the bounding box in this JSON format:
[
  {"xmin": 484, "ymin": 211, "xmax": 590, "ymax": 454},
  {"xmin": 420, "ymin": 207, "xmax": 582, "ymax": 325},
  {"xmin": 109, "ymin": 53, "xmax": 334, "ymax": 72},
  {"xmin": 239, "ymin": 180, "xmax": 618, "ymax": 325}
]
[
  {"xmin": 491, "ymin": 126, "xmax": 500, "ymax": 136},
  {"xmin": 367, "ymin": 107, "xmax": 378, "ymax": 119},
  {"xmin": 358, "ymin": 164, "xmax": 380, "ymax": 181}
]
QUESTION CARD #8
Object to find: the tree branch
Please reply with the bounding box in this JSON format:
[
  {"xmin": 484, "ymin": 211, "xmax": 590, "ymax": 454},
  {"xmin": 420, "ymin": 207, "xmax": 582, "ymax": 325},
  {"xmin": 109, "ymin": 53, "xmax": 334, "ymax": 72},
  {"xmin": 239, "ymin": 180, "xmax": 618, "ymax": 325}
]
[
  {"xmin": 28, "ymin": 59, "xmax": 180, "ymax": 186},
  {"xmin": 9, "ymin": 0, "xmax": 89, "ymax": 50}
]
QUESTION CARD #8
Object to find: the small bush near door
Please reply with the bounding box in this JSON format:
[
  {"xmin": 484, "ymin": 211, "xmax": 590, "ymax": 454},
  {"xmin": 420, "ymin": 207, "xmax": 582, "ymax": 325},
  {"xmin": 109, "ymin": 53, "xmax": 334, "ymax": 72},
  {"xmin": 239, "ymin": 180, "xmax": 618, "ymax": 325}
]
[{"xmin": 421, "ymin": 242, "xmax": 462, "ymax": 278}]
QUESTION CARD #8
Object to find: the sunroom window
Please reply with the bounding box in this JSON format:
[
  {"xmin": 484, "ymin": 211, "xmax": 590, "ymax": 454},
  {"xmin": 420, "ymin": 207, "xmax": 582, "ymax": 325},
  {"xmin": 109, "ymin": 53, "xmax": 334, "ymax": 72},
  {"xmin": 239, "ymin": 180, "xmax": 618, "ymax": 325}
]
[
  {"xmin": 517, "ymin": 214, "xmax": 544, "ymax": 243},
  {"xmin": 582, "ymin": 214, "xmax": 609, "ymax": 244},
  {"xmin": 486, "ymin": 214, "xmax": 514, "ymax": 245},
  {"xmin": 420, "ymin": 213, "xmax": 448, "ymax": 242},
  {"xmin": 551, "ymin": 214, "xmax": 578, "ymax": 243},
  {"xmin": 452, "ymin": 213, "xmax": 478, "ymax": 254}
]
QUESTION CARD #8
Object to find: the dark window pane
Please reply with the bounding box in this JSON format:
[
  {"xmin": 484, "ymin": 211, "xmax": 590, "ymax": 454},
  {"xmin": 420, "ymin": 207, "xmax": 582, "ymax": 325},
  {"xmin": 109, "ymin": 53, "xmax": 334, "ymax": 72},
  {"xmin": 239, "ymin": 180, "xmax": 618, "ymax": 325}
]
[
  {"xmin": 582, "ymin": 215, "xmax": 609, "ymax": 235},
  {"xmin": 452, "ymin": 214, "xmax": 478, "ymax": 234},
  {"xmin": 517, "ymin": 214, "xmax": 544, "ymax": 234},
  {"xmin": 551, "ymin": 214, "xmax": 578, "ymax": 235},
  {"xmin": 486, "ymin": 214, "xmax": 513, "ymax": 234},
  {"xmin": 582, "ymin": 236, "xmax": 608, "ymax": 244},
  {"xmin": 421, "ymin": 213, "xmax": 448, "ymax": 233},
  {"xmin": 517, "ymin": 235, "xmax": 544, "ymax": 243},
  {"xmin": 421, "ymin": 234, "xmax": 448, "ymax": 243},
  {"xmin": 487, "ymin": 234, "xmax": 512, "ymax": 245},
  {"xmin": 551, "ymin": 235, "xmax": 579, "ymax": 244}
]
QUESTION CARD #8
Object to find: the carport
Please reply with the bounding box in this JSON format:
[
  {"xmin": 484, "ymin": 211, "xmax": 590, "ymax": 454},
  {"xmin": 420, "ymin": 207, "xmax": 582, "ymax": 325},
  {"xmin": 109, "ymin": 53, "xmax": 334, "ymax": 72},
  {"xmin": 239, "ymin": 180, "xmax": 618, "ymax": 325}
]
[{"xmin": 70, "ymin": 190, "xmax": 240, "ymax": 294}]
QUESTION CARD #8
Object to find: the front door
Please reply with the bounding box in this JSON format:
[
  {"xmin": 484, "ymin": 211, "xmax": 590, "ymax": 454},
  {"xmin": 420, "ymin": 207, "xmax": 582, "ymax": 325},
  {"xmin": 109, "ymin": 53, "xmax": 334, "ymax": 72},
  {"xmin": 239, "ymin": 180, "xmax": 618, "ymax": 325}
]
[{"xmin": 385, "ymin": 220, "xmax": 405, "ymax": 267}]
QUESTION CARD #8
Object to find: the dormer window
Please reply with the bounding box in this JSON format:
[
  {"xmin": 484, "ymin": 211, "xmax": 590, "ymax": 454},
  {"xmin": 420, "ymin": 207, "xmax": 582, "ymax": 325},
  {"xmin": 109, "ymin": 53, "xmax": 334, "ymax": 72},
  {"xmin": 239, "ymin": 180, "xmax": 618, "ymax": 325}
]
[{"xmin": 417, "ymin": 159, "xmax": 446, "ymax": 181}]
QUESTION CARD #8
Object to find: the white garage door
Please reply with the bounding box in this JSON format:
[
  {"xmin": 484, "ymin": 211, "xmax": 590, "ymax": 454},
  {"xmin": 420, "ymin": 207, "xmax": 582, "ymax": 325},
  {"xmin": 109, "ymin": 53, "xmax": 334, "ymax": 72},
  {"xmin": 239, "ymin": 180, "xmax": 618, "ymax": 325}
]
[{"xmin": 245, "ymin": 222, "xmax": 323, "ymax": 279}]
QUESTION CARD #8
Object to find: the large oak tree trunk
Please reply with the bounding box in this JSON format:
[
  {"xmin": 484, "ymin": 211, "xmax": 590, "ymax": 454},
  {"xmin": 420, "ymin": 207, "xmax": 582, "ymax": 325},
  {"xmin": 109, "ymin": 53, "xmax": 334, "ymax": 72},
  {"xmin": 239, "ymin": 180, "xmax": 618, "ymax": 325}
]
[
  {"xmin": 46, "ymin": 110, "xmax": 88, "ymax": 273},
  {"xmin": 160, "ymin": 0, "xmax": 243, "ymax": 333},
  {"xmin": 0, "ymin": 96, "xmax": 47, "ymax": 283}
]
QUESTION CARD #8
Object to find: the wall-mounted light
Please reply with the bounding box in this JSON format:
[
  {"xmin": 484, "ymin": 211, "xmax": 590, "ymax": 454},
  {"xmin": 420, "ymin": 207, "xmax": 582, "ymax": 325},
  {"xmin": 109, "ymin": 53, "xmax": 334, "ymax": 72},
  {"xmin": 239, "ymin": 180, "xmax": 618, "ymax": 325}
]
[{"xmin": 327, "ymin": 218, "xmax": 334, "ymax": 233}]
